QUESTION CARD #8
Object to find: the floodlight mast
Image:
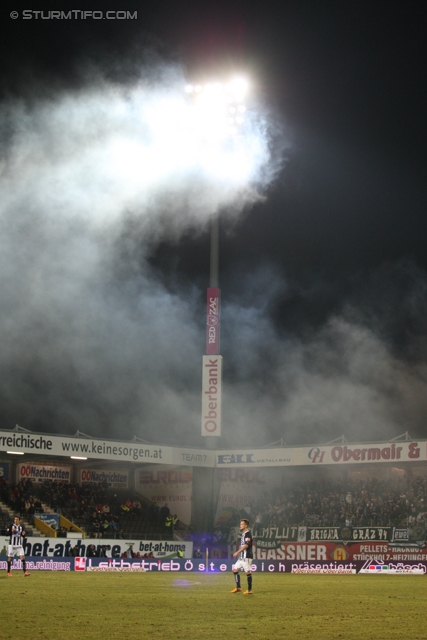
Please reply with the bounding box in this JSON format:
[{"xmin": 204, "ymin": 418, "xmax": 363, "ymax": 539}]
[
  {"xmin": 193, "ymin": 78, "xmax": 248, "ymax": 448},
  {"xmin": 210, "ymin": 215, "xmax": 219, "ymax": 289},
  {"xmin": 202, "ymin": 211, "xmax": 221, "ymax": 451}
]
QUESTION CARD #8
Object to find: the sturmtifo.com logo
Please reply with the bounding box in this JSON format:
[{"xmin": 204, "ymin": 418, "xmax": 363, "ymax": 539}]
[{"xmin": 10, "ymin": 10, "xmax": 137, "ymax": 20}]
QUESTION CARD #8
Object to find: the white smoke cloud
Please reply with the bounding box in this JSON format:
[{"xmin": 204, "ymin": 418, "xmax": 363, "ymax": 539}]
[
  {"xmin": 0, "ymin": 62, "xmax": 284, "ymax": 442},
  {"xmin": 0, "ymin": 68, "xmax": 276, "ymax": 236}
]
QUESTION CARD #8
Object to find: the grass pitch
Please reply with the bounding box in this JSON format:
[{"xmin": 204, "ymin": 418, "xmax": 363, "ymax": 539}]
[{"xmin": 0, "ymin": 571, "xmax": 425, "ymax": 639}]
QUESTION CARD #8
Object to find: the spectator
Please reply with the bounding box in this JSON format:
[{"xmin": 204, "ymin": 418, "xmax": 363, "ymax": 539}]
[{"xmin": 160, "ymin": 503, "xmax": 170, "ymax": 525}]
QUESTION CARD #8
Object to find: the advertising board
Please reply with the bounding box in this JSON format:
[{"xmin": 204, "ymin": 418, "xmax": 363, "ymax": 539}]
[
  {"xmin": 0, "ymin": 462, "xmax": 9, "ymax": 480},
  {"xmin": 36, "ymin": 513, "xmax": 60, "ymax": 529},
  {"xmin": 201, "ymin": 355, "xmax": 222, "ymax": 436},
  {"xmin": 16, "ymin": 462, "xmax": 71, "ymax": 483},
  {"xmin": 0, "ymin": 430, "xmax": 214, "ymax": 466},
  {"xmin": 0, "ymin": 536, "xmax": 192, "ymax": 559},
  {"xmin": 205, "ymin": 287, "xmax": 220, "ymax": 355},
  {"xmin": 79, "ymin": 468, "xmax": 129, "ymax": 488},
  {"xmin": 1, "ymin": 428, "xmax": 426, "ymax": 468},
  {"xmin": 214, "ymin": 467, "xmax": 278, "ymax": 527},
  {"xmin": 244, "ymin": 540, "xmax": 427, "ymax": 563},
  {"xmin": 1, "ymin": 557, "xmax": 425, "ymax": 574},
  {"xmin": 216, "ymin": 441, "xmax": 427, "ymax": 468},
  {"xmin": 135, "ymin": 465, "xmax": 192, "ymax": 525}
]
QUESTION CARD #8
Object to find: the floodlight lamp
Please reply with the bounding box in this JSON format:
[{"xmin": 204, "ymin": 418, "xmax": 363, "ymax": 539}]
[
  {"xmin": 205, "ymin": 83, "xmax": 223, "ymax": 94},
  {"xmin": 224, "ymin": 77, "xmax": 248, "ymax": 102},
  {"xmin": 184, "ymin": 75, "xmax": 249, "ymax": 141},
  {"xmin": 232, "ymin": 77, "xmax": 248, "ymax": 95}
]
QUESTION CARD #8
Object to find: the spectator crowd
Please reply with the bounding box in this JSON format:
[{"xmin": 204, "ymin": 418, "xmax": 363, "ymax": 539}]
[
  {"xmin": 246, "ymin": 474, "xmax": 427, "ymax": 534},
  {"xmin": 2, "ymin": 471, "xmax": 427, "ymax": 544},
  {"xmin": 0, "ymin": 477, "xmax": 176, "ymax": 539}
]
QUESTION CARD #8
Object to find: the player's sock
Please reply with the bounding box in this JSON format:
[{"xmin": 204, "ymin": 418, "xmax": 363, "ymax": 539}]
[
  {"xmin": 234, "ymin": 572, "xmax": 241, "ymax": 588},
  {"xmin": 7, "ymin": 560, "xmax": 11, "ymax": 573},
  {"xmin": 247, "ymin": 574, "xmax": 252, "ymax": 591},
  {"xmin": 22, "ymin": 560, "xmax": 27, "ymax": 573}
]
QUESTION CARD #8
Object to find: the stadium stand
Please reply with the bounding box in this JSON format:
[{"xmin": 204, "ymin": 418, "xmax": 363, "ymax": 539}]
[
  {"xmin": 248, "ymin": 474, "xmax": 427, "ymax": 533},
  {"xmin": 0, "ymin": 478, "xmax": 178, "ymax": 540},
  {"xmin": 2, "ymin": 469, "xmax": 427, "ymax": 543}
]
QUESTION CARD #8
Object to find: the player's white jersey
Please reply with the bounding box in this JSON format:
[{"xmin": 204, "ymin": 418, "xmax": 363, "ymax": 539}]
[
  {"xmin": 8, "ymin": 523, "xmax": 25, "ymax": 546},
  {"xmin": 238, "ymin": 528, "xmax": 253, "ymax": 559}
]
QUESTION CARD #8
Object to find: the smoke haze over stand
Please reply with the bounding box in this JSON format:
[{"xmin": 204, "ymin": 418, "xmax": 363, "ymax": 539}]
[{"xmin": 215, "ymin": 260, "xmax": 427, "ymax": 448}]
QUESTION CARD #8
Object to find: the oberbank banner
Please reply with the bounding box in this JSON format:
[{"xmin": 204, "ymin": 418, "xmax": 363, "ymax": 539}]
[
  {"xmin": 0, "ymin": 430, "xmax": 214, "ymax": 467},
  {"xmin": 216, "ymin": 441, "xmax": 427, "ymax": 467},
  {"xmin": 0, "ymin": 557, "xmax": 425, "ymax": 574}
]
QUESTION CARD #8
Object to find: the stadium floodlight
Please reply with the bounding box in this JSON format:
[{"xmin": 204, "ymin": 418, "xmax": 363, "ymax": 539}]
[
  {"xmin": 70, "ymin": 456, "xmax": 88, "ymax": 460},
  {"xmin": 7, "ymin": 451, "xmax": 24, "ymax": 455},
  {"xmin": 193, "ymin": 75, "xmax": 251, "ymax": 445},
  {"xmin": 185, "ymin": 76, "xmax": 249, "ymax": 138}
]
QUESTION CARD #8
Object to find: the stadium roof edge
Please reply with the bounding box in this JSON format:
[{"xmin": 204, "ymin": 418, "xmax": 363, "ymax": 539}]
[{"xmin": 2, "ymin": 427, "xmax": 423, "ymax": 450}]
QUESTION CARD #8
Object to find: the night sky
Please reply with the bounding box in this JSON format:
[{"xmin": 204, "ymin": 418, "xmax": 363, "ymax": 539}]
[{"xmin": 0, "ymin": 2, "xmax": 426, "ymax": 448}]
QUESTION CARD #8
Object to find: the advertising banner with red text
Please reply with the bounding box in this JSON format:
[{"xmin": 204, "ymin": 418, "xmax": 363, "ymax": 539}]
[
  {"xmin": 216, "ymin": 441, "xmax": 427, "ymax": 467},
  {"xmin": 206, "ymin": 287, "xmax": 220, "ymax": 354},
  {"xmin": 245, "ymin": 540, "xmax": 427, "ymax": 564},
  {"xmin": 2, "ymin": 557, "xmax": 425, "ymax": 574},
  {"xmin": 78, "ymin": 468, "xmax": 129, "ymax": 488},
  {"xmin": 16, "ymin": 462, "xmax": 71, "ymax": 483}
]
